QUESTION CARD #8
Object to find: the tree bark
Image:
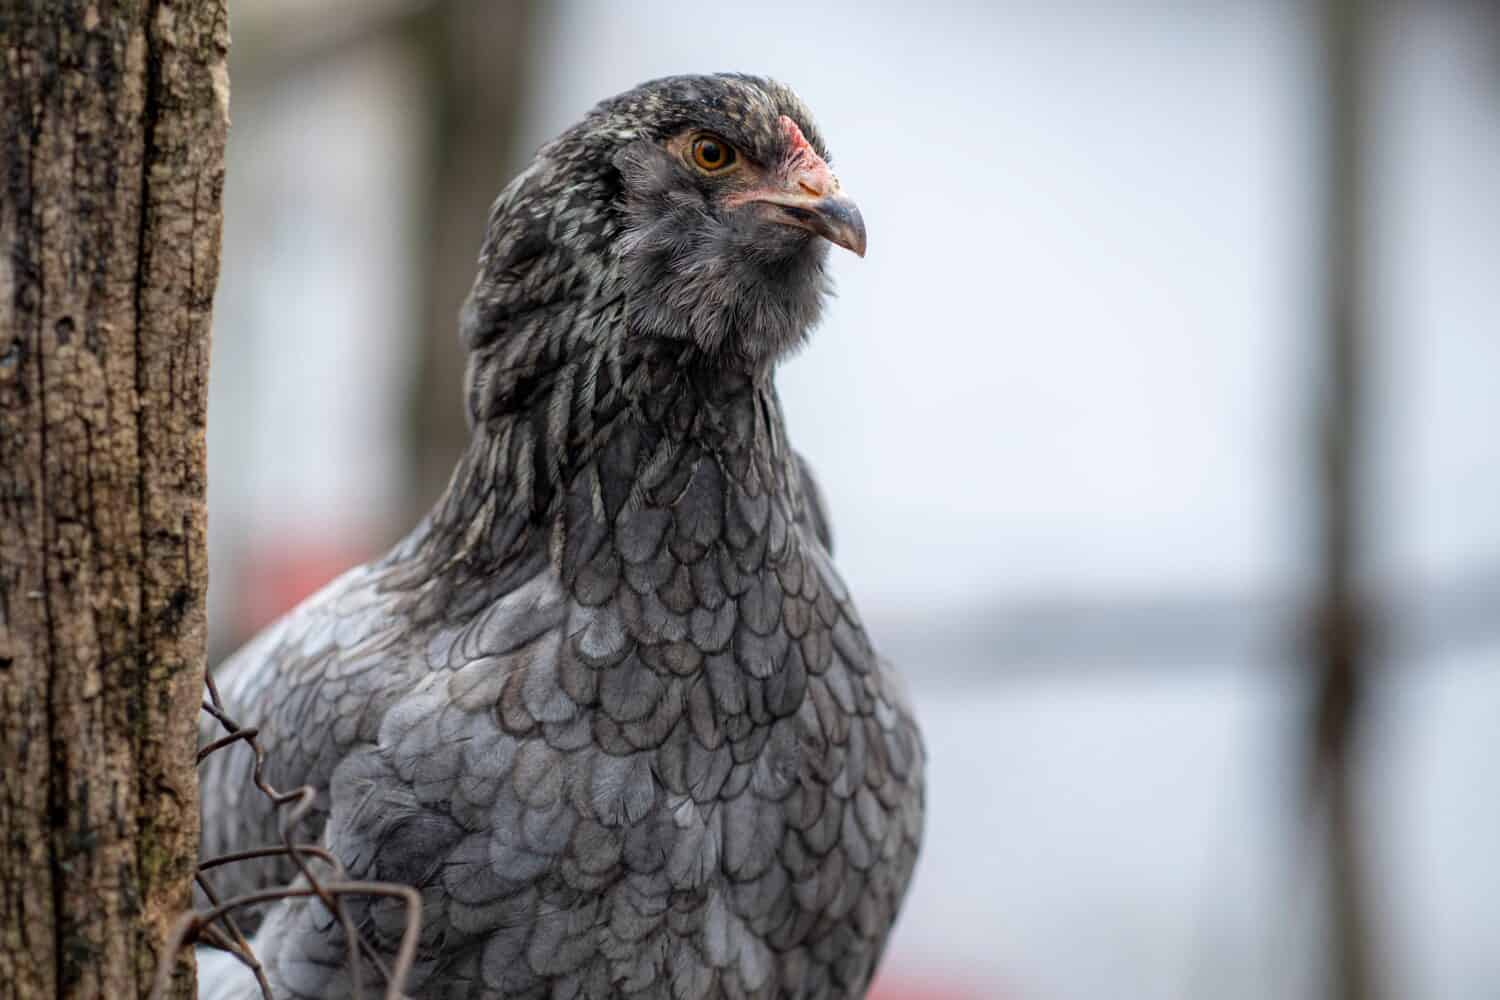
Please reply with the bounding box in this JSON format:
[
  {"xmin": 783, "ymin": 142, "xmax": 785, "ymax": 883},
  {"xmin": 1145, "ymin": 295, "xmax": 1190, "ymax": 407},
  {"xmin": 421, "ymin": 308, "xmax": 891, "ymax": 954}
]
[{"xmin": 0, "ymin": 4, "xmax": 228, "ymax": 998}]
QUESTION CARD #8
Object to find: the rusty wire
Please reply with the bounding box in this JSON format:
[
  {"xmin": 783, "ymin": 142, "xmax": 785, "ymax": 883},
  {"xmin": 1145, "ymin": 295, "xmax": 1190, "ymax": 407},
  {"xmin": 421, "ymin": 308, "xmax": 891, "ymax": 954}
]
[{"xmin": 150, "ymin": 672, "xmax": 422, "ymax": 1000}]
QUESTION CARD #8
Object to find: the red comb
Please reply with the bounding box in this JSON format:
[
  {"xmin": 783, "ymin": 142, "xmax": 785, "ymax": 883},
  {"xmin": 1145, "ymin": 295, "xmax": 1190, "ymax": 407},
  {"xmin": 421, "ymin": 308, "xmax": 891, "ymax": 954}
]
[{"xmin": 779, "ymin": 115, "xmax": 814, "ymax": 157}]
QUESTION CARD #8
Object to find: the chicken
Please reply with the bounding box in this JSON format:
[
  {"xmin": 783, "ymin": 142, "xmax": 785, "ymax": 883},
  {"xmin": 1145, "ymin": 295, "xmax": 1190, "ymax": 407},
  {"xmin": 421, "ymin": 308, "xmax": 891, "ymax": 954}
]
[{"xmin": 199, "ymin": 73, "xmax": 924, "ymax": 1000}]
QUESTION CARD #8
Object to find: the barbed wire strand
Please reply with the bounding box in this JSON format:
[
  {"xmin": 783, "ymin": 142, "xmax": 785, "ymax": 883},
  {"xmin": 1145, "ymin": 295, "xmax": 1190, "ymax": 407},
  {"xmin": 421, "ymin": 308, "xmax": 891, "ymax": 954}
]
[{"xmin": 150, "ymin": 673, "xmax": 422, "ymax": 1000}]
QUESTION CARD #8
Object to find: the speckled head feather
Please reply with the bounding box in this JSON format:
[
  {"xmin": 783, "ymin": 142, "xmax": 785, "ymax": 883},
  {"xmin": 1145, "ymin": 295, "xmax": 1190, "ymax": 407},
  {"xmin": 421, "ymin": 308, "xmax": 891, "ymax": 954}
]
[
  {"xmin": 576, "ymin": 74, "xmax": 831, "ymax": 166},
  {"xmin": 460, "ymin": 74, "xmax": 846, "ymax": 391}
]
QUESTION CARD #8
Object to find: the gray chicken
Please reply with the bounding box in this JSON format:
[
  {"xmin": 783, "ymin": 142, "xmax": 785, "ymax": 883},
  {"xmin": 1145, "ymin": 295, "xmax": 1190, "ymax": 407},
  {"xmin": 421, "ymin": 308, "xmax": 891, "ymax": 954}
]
[{"xmin": 199, "ymin": 73, "xmax": 925, "ymax": 1000}]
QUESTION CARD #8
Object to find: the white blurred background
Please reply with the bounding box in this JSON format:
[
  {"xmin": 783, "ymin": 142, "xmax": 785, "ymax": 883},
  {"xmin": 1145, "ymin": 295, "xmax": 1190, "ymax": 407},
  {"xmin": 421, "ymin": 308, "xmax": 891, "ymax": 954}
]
[{"xmin": 209, "ymin": 2, "xmax": 1500, "ymax": 998}]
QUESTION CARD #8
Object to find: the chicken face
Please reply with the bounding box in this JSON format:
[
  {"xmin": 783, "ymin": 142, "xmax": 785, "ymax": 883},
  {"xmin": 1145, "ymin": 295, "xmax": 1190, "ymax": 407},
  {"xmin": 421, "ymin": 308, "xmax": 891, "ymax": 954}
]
[
  {"xmin": 653, "ymin": 115, "xmax": 866, "ymax": 258},
  {"xmin": 602, "ymin": 75, "xmax": 865, "ymax": 365},
  {"xmin": 461, "ymin": 75, "xmax": 863, "ymax": 371}
]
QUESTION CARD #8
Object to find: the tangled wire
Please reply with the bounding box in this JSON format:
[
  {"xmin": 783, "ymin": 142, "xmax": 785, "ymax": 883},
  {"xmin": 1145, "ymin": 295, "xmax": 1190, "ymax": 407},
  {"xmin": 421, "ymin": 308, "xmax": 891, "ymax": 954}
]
[{"xmin": 150, "ymin": 673, "xmax": 422, "ymax": 1000}]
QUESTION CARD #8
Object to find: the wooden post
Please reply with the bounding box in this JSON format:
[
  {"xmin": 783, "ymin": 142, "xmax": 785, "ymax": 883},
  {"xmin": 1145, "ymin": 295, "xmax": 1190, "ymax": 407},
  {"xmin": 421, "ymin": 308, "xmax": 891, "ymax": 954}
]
[{"xmin": 0, "ymin": 3, "xmax": 228, "ymax": 997}]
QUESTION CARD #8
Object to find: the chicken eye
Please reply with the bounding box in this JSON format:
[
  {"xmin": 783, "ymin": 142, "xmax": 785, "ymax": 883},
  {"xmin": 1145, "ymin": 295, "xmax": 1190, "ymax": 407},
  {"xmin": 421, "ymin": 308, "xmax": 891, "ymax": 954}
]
[{"xmin": 690, "ymin": 135, "xmax": 736, "ymax": 172}]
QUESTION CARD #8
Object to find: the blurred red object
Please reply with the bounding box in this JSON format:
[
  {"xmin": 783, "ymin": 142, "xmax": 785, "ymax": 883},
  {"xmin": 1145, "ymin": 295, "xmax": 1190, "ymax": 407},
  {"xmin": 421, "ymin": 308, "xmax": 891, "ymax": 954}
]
[
  {"xmin": 868, "ymin": 971, "xmax": 991, "ymax": 999},
  {"xmin": 239, "ymin": 541, "xmax": 371, "ymax": 636}
]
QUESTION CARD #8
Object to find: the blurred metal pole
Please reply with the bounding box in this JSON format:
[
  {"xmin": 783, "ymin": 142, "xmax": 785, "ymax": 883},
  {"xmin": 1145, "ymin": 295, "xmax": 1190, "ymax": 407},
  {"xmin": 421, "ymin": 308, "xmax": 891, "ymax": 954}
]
[{"xmin": 1312, "ymin": 1, "xmax": 1379, "ymax": 999}]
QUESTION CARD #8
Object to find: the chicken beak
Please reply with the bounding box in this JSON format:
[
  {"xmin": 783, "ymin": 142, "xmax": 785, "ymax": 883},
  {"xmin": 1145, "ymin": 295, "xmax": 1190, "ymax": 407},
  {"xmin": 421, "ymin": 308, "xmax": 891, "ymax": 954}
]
[
  {"xmin": 751, "ymin": 188, "xmax": 867, "ymax": 258},
  {"xmin": 740, "ymin": 114, "xmax": 868, "ymax": 257},
  {"xmin": 785, "ymin": 193, "xmax": 867, "ymax": 258},
  {"xmin": 813, "ymin": 193, "xmax": 867, "ymax": 257}
]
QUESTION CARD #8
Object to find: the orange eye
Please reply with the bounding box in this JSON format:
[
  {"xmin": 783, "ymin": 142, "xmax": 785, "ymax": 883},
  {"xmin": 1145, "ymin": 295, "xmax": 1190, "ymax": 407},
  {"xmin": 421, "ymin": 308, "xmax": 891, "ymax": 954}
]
[{"xmin": 690, "ymin": 135, "xmax": 737, "ymax": 172}]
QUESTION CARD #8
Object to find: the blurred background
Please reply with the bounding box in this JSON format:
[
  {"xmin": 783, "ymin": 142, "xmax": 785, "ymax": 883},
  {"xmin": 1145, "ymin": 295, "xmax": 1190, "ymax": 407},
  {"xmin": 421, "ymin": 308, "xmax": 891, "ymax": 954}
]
[{"xmin": 206, "ymin": 2, "xmax": 1500, "ymax": 998}]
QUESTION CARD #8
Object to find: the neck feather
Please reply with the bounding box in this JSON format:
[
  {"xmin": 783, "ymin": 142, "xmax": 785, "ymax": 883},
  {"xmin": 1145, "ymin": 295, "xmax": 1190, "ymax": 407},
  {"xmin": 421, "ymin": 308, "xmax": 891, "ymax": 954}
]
[{"xmin": 410, "ymin": 333, "xmax": 801, "ymax": 605}]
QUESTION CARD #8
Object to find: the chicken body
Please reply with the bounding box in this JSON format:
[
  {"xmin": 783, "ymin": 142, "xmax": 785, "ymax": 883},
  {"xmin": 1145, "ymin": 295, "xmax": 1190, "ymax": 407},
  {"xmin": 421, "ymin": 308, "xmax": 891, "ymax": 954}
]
[{"xmin": 199, "ymin": 74, "xmax": 924, "ymax": 1000}]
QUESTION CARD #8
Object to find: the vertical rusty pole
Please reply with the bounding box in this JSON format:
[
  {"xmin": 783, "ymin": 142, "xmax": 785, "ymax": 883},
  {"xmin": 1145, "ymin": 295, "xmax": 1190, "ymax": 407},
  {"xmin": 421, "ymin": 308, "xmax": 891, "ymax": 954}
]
[{"xmin": 1312, "ymin": 1, "xmax": 1378, "ymax": 998}]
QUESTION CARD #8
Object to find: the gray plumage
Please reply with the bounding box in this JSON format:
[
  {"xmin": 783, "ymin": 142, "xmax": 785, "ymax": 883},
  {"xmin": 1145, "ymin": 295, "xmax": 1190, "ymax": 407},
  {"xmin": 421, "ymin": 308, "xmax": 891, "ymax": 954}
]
[{"xmin": 198, "ymin": 74, "xmax": 924, "ymax": 1000}]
